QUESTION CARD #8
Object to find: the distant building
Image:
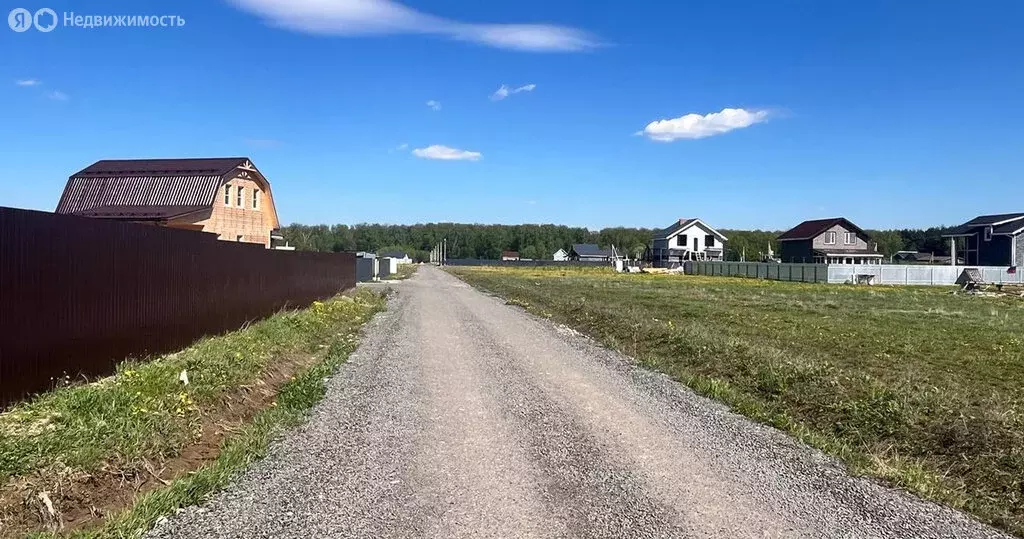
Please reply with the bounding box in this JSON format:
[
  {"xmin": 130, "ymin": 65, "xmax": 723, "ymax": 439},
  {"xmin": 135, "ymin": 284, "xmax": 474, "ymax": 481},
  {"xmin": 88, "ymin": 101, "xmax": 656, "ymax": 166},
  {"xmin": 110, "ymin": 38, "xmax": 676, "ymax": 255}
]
[
  {"xmin": 647, "ymin": 218, "xmax": 727, "ymax": 267},
  {"xmin": 569, "ymin": 243, "xmax": 619, "ymax": 263},
  {"xmin": 55, "ymin": 157, "xmax": 283, "ymax": 247},
  {"xmin": 380, "ymin": 251, "xmax": 413, "ymax": 264},
  {"xmin": 501, "ymin": 250, "xmax": 520, "ymax": 261},
  {"xmin": 355, "ymin": 252, "xmax": 379, "ymax": 282},
  {"xmin": 943, "ymin": 213, "xmax": 1024, "ymax": 266},
  {"xmin": 552, "ymin": 248, "xmax": 568, "ymax": 261},
  {"xmin": 777, "ymin": 217, "xmax": 883, "ymax": 264},
  {"xmin": 891, "ymin": 251, "xmax": 960, "ymax": 265}
]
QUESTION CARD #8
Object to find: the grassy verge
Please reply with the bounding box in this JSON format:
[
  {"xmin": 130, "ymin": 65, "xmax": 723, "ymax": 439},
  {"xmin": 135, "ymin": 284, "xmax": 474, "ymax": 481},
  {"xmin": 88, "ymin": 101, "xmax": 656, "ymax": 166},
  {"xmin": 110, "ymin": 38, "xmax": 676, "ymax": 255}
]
[
  {"xmin": 386, "ymin": 264, "xmax": 419, "ymax": 281},
  {"xmin": 1, "ymin": 290, "xmax": 386, "ymax": 537},
  {"xmin": 448, "ymin": 266, "xmax": 1024, "ymax": 536},
  {"xmin": 72, "ymin": 332, "xmax": 361, "ymax": 539}
]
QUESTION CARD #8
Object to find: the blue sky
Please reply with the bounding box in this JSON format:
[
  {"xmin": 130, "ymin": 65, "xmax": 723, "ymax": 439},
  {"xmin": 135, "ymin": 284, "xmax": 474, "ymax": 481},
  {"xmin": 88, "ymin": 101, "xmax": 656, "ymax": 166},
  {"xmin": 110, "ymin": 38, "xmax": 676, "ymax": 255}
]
[{"xmin": 2, "ymin": 0, "xmax": 1022, "ymax": 230}]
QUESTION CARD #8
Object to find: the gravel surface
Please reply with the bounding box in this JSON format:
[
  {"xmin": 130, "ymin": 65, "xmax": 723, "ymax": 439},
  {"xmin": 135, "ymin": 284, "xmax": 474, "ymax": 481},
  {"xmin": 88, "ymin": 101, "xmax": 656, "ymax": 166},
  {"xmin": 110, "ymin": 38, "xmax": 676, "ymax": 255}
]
[{"xmin": 148, "ymin": 266, "xmax": 1010, "ymax": 539}]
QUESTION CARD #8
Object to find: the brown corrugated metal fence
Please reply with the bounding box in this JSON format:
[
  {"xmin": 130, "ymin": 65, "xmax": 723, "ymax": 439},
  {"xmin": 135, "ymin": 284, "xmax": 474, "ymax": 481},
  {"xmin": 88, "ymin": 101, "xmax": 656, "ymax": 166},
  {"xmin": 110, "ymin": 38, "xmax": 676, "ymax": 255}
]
[{"xmin": 0, "ymin": 206, "xmax": 356, "ymax": 407}]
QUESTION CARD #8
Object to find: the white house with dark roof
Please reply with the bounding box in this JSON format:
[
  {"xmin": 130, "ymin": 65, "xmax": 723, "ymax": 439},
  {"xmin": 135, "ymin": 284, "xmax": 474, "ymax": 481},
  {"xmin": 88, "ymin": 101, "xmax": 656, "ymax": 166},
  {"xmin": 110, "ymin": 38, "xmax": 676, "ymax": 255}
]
[
  {"xmin": 379, "ymin": 251, "xmax": 413, "ymax": 264},
  {"xmin": 943, "ymin": 213, "xmax": 1024, "ymax": 266},
  {"xmin": 569, "ymin": 244, "xmax": 620, "ymax": 263},
  {"xmin": 648, "ymin": 218, "xmax": 727, "ymax": 267}
]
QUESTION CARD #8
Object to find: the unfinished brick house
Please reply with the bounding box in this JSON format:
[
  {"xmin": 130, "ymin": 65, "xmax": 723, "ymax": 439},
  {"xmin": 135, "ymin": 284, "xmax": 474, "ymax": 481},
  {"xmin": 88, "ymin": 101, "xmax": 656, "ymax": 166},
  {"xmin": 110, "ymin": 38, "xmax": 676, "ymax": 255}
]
[{"xmin": 55, "ymin": 157, "xmax": 282, "ymax": 247}]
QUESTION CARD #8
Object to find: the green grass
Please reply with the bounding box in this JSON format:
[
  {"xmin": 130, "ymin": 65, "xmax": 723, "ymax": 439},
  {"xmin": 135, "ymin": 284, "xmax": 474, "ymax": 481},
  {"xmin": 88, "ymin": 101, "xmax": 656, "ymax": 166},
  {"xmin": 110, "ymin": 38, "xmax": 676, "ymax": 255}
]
[
  {"xmin": 68, "ymin": 333, "xmax": 363, "ymax": 539},
  {"xmin": 1, "ymin": 290, "xmax": 386, "ymax": 537},
  {"xmin": 448, "ymin": 266, "xmax": 1024, "ymax": 536},
  {"xmin": 386, "ymin": 263, "xmax": 419, "ymax": 280}
]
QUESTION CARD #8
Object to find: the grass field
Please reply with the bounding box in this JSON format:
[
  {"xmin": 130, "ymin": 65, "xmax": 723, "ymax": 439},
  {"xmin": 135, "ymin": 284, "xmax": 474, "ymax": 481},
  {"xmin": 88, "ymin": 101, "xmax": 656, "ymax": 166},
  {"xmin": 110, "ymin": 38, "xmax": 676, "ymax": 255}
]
[
  {"xmin": 387, "ymin": 263, "xmax": 419, "ymax": 281},
  {"xmin": 0, "ymin": 290, "xmax": 385, "ymax": 538},
  {"xmin": 448, "ymin": 266, "xmax": 1024, "ymax": 536}
]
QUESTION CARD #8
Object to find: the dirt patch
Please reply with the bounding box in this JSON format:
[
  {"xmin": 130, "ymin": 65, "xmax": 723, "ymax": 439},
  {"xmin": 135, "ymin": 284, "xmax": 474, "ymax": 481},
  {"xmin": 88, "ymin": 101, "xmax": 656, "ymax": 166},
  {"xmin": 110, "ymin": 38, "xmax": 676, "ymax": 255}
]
[{"xmin": 0, "ymin": 349, "xmax": 322, "ymax": 537}]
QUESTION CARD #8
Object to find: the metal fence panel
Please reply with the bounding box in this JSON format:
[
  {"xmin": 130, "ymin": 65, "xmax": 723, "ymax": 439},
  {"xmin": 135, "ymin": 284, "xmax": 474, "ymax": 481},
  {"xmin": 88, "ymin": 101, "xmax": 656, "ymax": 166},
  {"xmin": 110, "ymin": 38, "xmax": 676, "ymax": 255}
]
[
  {"xmin": 356, "ymin": 257, "xmax": 377, "ymax": 282},
  {"xmin": 826, "ymin": 264, "xmax": 1023, "ymax": 285},
  {"xmin": 443, "ymin": 259, "xmax": 609, "ymax": 267},
  {"xmin": 682, "ymin": 261, "xmax": 829, "ymax": 283},
  {"xmin": 0, "ymin": 206, "xmax": 356, "ymax": 406}
]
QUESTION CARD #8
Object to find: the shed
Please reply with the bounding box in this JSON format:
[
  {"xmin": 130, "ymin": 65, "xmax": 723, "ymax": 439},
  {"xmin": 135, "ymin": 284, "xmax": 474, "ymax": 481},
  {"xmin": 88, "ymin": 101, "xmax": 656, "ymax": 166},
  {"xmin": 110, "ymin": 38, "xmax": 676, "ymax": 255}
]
[{"xmin": 569, "ymin": 244, "xmax": 619, "ymax": 262}]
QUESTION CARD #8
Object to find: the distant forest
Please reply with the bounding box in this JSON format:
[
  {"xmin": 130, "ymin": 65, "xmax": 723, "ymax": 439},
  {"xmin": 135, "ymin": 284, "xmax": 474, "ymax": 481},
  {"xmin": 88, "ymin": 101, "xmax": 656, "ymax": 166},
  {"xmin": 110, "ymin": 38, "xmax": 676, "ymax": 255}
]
[{"xmin": 280, "ymin": 223, "xmax": 957, "ymax": 262}]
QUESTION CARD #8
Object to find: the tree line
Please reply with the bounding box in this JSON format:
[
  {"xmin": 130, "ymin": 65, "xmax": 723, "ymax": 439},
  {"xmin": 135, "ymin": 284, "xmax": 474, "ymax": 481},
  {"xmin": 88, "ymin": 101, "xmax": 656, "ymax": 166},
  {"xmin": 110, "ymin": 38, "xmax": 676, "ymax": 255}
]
[{"xmin": 280, "ymin": 222, "xmax": 956, "ymax": 262}]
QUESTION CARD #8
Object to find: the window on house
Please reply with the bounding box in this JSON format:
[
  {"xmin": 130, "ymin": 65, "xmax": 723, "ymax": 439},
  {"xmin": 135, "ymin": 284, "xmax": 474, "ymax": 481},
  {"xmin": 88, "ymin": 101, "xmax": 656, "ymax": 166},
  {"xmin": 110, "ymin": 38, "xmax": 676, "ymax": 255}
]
[
  {"xmin": 984, "ymin": 226, "xmax": 993, "ymax": 242},
  {"xmin": 224, "ymin": 185, "xmax": 231, "ymax": 206},
  {"xmin": 236, "ymin": 186, "xmax": 244, "ymax": 207},
  {"xmin": 824, "ymin": 231, "xmax": 836, "ymax": 244},
  {"xmin": 705, "ymin": 235, "xmax": 715, "ymax": 247},
  {"xmin": 677, "ymin": 234, "xmax": 687, "ymax": 247},
  {"xmin": 252, "ymin": 189, "xmax": 259, "ymax": 209},
  {"xmin": 845, "ymin": 232, "xmax": 856, "ymax": 245}
]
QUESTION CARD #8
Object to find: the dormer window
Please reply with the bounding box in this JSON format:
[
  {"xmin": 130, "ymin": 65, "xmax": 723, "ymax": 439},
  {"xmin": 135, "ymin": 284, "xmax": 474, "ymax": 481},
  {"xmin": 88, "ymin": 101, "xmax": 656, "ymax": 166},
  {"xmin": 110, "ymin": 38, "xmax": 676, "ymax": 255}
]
[
  {"xmin": 825, "ymin": 231, "xmax": 836, "ymax": 244},
  {"xmin": 984, "ymin": 226, "xmax": 993, "ymax": 241},
  {"xmin": 224, "ymin": 185, "xmax": 231, "ymax": 206}
]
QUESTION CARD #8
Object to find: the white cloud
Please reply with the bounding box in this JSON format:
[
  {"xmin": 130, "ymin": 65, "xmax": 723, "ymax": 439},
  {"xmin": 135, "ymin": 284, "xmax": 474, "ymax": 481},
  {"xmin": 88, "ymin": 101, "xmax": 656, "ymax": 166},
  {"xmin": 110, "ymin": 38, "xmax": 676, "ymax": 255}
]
[
  {"xmin": 227, "ymin": 0, "xmax": 598, "ymax": 52},
  {"xmin": 412, "ymin": 144, "xmax": 481, "ymax": 161},
  {"xmin": 397, "ymin": 142, "xmax": 408, "ymax": 150},
  {"xmin": 638, "ymin": 108, "xmax": 770, "ymax": 142},
  {"xmin": 15, "ymin": 79, "xmax": 40, "ymax": 87},
  {"xmin": 490, "ymin": 83, "xmax": 536, "ymax": 101},
  {"xmin": 47, "ymin": 90, "xmax": 69, "ymax": 101},
  {"xmin": 426, "ymin": 100, "xmax": 441, "ymax": 111},
  {"xmin": 244, "ymin": 138, "xmax": 283, "ymax": 148}
]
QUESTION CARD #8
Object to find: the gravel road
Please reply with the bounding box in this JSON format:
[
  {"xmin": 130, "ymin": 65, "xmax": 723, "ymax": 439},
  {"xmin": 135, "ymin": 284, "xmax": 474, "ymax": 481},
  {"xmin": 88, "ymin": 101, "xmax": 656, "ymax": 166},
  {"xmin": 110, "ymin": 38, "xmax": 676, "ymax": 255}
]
[{"xmin": 148, "ymin": 266, "xmax": 1009, "ymax": 539}]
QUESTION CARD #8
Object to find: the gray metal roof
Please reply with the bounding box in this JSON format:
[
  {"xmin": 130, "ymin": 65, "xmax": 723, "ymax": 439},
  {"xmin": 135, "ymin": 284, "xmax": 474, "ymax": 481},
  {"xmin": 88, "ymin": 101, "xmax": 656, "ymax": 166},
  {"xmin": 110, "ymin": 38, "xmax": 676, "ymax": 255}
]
[
  {"xmin": 571, "ymin": 243, "xmax": 618, "ymax": 258},
  {"xmin": 945, "ymin": 213, "xmax": 1024, "ymax": 236}
]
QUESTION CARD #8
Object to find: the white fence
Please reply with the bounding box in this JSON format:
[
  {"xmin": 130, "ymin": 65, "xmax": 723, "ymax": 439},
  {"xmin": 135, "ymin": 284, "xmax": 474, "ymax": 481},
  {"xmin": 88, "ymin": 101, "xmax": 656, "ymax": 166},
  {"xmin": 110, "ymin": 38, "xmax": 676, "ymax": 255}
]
[{"xmin": 827, "ymin": 265, "xmax": 1022, "ymax": 286}]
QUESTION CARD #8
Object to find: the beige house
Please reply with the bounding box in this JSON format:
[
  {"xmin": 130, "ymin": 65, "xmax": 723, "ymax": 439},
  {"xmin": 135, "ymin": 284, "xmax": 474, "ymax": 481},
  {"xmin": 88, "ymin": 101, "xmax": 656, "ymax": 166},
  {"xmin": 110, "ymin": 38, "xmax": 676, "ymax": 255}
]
[
  {"xmin": 55, "ymin": 157, "xmax": 282, "ymax": 247},
  {"xmin": 777, "ymin": 217, "xmax": 883, "ymax": 264}
]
